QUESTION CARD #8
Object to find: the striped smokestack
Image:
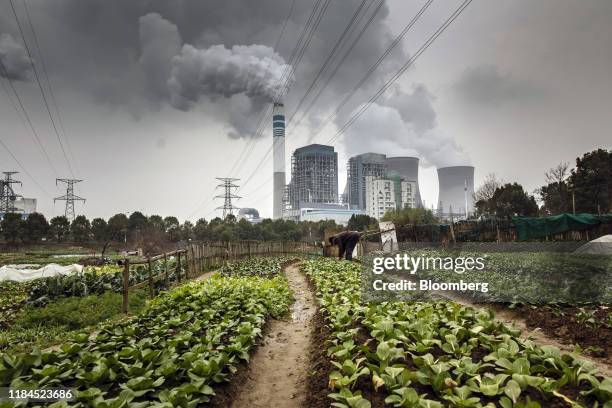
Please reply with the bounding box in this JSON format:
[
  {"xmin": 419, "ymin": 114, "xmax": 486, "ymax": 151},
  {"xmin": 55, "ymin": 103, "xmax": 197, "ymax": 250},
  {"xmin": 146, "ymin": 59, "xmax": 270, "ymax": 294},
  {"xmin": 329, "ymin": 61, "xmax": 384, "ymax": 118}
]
[{"xmin": 272, "ymin": 102, "xmax": 285, "ymax": 219}]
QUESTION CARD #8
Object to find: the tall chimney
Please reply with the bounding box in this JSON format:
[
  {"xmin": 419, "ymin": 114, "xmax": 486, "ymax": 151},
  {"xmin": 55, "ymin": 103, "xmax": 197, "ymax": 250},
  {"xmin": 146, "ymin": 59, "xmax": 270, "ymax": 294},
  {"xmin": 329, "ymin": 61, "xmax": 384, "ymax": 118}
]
[{"xmin": 272, "ymin": 102, "xmax": 285, "ymax": 219}]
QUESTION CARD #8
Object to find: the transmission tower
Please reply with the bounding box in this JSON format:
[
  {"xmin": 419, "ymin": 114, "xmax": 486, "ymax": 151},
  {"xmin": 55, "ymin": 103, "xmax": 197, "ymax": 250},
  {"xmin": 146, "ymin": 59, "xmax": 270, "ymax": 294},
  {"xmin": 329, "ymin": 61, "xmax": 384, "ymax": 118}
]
[
  {"xmin": 214, "ymin": 177, "xmax": 241, "ymax": 219},
  {"xmin": 54, "ymin": 178, "xmax": 85, "ymax": 222},
  {"xmin": 0, "ymin": 171, "xmax": 23, "ymax": 213}
]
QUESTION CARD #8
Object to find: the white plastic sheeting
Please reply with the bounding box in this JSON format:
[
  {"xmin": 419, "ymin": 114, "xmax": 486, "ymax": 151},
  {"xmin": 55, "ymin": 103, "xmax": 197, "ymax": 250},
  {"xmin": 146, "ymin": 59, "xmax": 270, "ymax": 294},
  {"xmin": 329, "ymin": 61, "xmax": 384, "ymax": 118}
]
[
  {"xmin": 574, "ymin": 235, "xmax": 612, "ymax": 255},
  {"xmin": 0, "ymin": 263, "xmax": 84, "ymax": 282}
]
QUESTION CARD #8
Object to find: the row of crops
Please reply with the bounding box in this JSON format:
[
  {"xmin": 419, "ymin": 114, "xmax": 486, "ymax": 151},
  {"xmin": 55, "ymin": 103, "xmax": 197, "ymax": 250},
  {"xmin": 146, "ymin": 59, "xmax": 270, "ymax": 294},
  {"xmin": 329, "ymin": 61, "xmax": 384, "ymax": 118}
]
[
  {"xmin": 0, "ymin": 257, "xmax": 292, "ymax": 407},
  {"xmin": 302, "ymin": 258, "xmax": 612, "ymax": 408}
]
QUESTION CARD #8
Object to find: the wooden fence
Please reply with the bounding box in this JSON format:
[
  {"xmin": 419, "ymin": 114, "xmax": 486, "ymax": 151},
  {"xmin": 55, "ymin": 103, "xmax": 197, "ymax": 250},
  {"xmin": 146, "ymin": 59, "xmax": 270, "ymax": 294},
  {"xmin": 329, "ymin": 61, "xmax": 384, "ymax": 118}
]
[
  {"xmin": 121, "ymin": 241, "xmax": 320, "ymax": 313},
  {"xmin": 184, "ymin": 240, "xmax": 320, "ymax": 276},
  {"xmin": 121, "ymin": 249, "xmax": 185, "ymax": 314}
]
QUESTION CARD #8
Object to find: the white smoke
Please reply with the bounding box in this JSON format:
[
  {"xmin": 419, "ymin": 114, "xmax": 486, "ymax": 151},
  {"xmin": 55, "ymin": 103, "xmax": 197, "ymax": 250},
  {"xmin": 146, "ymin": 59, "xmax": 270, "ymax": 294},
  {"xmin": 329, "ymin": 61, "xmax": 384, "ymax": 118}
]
[
  {"xmin": 342, "ymin": 101, "xmax": 470, "ymax": 168},
  {"xmin": 0, "ymin": 33, "xmax": 31, "ymax": 81},
  {"xmin": 167, "ymin": 43, "xmax": 291, "ymax": 111}
]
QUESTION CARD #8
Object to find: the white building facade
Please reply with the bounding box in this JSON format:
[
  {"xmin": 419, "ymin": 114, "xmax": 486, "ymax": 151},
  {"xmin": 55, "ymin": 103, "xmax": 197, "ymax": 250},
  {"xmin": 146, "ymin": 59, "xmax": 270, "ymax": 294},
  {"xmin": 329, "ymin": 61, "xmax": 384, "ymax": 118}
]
[{"xmin": 365, "ymin": 176, "xmax": 416, "ymax": 219}]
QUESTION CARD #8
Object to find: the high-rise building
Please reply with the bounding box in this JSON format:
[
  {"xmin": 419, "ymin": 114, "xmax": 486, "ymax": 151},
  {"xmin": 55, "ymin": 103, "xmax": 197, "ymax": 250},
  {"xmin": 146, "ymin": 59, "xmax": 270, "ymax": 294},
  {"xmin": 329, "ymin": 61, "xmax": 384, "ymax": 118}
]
[
  {"xmin": 386, "ymin": 157, "xmax": 422, "ymax": 208},
  {"xmin": 347, "ymin": 153, "xmax": 387, "ymax": 210},
  {"xmin": 272, "ymin": 102, "xmax": 285, "ymax": 219},
  {"xmin": 365, "ymin": 173, "xmax": 417, "ymax": 219},
  {"xmin": 288, "ymin": 144, "xmax": 338, "ymax": 209}
]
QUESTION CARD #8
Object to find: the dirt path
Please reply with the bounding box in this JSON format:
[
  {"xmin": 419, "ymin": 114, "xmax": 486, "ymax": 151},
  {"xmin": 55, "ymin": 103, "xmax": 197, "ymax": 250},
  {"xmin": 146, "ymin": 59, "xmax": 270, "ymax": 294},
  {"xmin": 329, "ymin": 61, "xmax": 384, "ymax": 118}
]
[
  {"xmin": 230, "ymin": 262, "xmax": 316, "ymax": 408},
  {"xmin": 444, "ymin": 294, "xmax": 612, "ymax": 377}
]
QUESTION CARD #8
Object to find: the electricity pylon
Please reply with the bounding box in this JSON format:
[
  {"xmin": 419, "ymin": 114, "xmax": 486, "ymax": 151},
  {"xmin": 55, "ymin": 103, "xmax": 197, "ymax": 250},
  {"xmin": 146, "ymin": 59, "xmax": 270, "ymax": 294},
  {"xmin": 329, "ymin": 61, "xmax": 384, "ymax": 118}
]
[
  {"xmin": 214, "ymin": 177, "xmax": 241, "ymax": 219},
  {"xmin": 54, "ymin": 178, "xmax": 85, "ymax": 222},
  {"xmin": 0, "ymin": 171, "xmax": 22, "ymax": 213}
]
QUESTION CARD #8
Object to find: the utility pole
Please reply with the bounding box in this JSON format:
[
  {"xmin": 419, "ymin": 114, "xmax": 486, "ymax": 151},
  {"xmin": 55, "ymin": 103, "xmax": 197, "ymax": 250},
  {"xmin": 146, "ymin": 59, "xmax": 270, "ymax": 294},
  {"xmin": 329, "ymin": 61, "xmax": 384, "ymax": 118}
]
[
  {"xmin": 0, "ymin": 171, "xmax": 23, "ymax": 214},
  {"xmin": 54, "ymin": 179, "xmax": 85, "ymax": 222},
  {"xmin": 214, "ymin": 177, "xmax": 241, "ymax": 219}
]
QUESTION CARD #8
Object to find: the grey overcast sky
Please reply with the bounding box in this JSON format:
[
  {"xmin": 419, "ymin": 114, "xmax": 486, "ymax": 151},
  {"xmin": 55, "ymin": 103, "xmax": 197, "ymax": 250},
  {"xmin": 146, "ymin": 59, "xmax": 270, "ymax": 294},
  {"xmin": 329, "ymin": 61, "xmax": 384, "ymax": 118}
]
[{"xmin": 1, "ymin": 0, "xmax": 611, "ymax": 220}]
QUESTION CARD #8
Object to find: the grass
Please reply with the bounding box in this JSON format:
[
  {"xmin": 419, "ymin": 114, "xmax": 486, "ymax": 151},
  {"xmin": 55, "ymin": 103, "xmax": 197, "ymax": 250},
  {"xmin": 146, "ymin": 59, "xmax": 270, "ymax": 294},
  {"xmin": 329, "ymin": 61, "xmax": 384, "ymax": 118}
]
[{"xmin": 0, "ymin": 290, "xmax": 148, "ymax": 353}]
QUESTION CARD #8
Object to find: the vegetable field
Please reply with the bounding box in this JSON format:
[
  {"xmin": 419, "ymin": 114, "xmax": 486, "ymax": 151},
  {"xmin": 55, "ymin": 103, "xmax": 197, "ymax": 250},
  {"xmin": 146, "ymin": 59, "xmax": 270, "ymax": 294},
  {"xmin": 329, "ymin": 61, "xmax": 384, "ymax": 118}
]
[
  {"xmin": 303, "ymin": 258, "xmax": 612, "ymax": 408},
  {"xmin": 0, "ymin": 255, "xmax": 610, "ymax": 407}
]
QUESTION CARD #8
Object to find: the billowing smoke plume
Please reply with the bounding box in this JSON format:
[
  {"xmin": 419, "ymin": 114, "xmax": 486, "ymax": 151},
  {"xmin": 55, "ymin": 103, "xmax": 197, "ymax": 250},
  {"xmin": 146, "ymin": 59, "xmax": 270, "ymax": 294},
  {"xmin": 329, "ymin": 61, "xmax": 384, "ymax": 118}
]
[
  {"xmin": 342, "ymin": 84, "xmax": 470, "ymax": 168},
  {"xmin": 167, "ymin": 43, "xmax": 291, "ymax": 111},
  {"xmin": 0, "ymin": 33, "xmax": 31, "ymax": 80},
  {"xmin": 138, "ymin": 13, "xmax": 181, "ymax": 101}
]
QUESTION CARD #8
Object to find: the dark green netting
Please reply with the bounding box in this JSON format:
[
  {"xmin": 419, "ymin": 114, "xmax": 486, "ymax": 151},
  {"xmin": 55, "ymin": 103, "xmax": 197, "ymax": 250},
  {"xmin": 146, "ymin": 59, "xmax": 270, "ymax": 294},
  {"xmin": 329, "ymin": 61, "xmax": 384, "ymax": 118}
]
[{"xmin": 513, "ymin": 213, "xmax": 612, "ymax": 241}]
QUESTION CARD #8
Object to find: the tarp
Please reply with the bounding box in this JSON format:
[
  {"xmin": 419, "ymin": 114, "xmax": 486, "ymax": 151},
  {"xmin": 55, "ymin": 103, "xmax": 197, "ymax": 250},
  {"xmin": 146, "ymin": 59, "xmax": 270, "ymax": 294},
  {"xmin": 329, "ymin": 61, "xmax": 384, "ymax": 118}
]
[
  {"xmin": 0, "ymin": 263, "xmax": 84, "ymax": 282},
  {"xmin": 574, "ymin": 234, "xmax": 612, "ymax": 255},
  {"xmin": 513, "ymin": 213, "xmax": 612, "ymax": 241}
]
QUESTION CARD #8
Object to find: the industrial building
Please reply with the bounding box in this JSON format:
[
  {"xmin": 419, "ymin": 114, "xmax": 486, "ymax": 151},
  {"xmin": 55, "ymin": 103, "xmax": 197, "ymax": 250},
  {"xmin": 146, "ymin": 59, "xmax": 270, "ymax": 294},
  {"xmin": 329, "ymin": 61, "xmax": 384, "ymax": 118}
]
[
  {"xmin": 0, "ymin": 198, "xmax": 37, "ymax": 221},
  {"xmin": 346, "ymin": 153, "xmax": 387, "ymax": 210},
  {"xmin": 272, "ymin": 102, "xmax": 285, "ymax": 219},
  {"xmin": 386, "ymin": 157, "xmax": 422, "ymax": 208},
  {"xmin": 237, "ymin": 208, "xmax": 262, "ymax": 224},
  {"xmin": 437, "ymin": 165, "xmax": 475, "ymax": 219},
  {"xmin": 284, "ymin": 202, "xmax": 365, "ymax": 225},
  {"xmin": 365, "ymin": 174, "xmax": 417, "ymax": 219},
  {"xmin": 288, "ymin": 144, "xmax": 338, "ymax": 209}
]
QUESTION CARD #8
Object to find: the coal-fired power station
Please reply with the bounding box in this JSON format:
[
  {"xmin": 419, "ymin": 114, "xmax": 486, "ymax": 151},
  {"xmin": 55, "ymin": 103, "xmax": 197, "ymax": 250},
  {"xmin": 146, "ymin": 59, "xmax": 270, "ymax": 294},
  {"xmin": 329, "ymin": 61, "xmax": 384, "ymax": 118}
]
[
  {"xmin": 272, "ymin": 102, "xmax": 286, "ymax": 219},
  {"xmin": 437, "ymin": 166, "xmax": 475, "ymax": 217}
]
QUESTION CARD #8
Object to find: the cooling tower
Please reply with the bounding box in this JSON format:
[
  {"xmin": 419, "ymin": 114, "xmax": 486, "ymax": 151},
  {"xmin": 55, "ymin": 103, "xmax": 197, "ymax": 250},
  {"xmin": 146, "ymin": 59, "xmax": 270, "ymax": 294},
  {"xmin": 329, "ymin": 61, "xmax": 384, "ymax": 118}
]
[
  {"xmin": 272, "ymin": 102, "xmax": 286, "ymax": 219},
  {"xmin": 437, "ymin": 166, "xmax": 475, "ymax": 217},
  {"xmin": 386, "ymin": 157, "xmax": 422, "ymax": 208}
]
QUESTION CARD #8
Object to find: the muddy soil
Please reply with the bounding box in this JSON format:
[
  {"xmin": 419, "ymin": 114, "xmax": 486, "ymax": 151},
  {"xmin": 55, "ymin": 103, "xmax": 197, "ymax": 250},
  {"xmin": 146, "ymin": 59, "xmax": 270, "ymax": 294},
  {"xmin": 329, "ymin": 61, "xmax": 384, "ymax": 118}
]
[
  {"xmin": 229, "ymin": 262, "xmax": 316, "ymax": 408},
  {"xmin": 505, "ymin": 304, "xmax": 612, "ymax": 359},
  {"xmin": 445, "ymin": 295, "xmax": 612, "ymax": 377}
]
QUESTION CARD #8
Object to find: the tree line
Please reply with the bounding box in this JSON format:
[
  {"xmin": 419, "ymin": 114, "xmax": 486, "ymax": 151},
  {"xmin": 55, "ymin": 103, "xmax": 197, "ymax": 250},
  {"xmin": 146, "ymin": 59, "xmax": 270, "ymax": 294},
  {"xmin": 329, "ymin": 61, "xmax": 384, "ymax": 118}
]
[
  {"xmin": 0, "ymin": 211, "xmax": 344, "ymax": 248},
  {"xmin": 474, "ymin": 148, "xmax": 611, "ymax": 218}
]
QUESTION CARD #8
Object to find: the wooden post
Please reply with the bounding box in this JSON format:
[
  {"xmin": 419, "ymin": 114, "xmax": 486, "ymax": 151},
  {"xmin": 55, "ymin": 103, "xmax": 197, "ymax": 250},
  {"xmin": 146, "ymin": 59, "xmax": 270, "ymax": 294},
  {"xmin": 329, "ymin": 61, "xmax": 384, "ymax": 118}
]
[
  {"xmin": 177, "ymin": 252, "xmax": 182, "ymax": 282},
  {"xmin": 164, "ymin": 253, "xmax": 168, "ymax": 284},
  {"xmin": 122, "ymin": 259, "xmax": 130, "ymax": 314},
  {"xmin": 148, "ymin": 258, "xmax": 154, "ymax": 298}
]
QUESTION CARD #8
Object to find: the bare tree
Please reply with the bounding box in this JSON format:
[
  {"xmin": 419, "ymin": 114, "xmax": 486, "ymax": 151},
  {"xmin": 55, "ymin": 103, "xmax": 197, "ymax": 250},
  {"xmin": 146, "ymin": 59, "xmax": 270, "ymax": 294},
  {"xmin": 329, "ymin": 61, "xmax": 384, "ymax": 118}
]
[
  {"xmin": 474, "ymin": 173, "xmax": 502, "ymax": 202},
  {"xmin": 544, "ymin": 162, "xmax": 570, "ymax": 184}
]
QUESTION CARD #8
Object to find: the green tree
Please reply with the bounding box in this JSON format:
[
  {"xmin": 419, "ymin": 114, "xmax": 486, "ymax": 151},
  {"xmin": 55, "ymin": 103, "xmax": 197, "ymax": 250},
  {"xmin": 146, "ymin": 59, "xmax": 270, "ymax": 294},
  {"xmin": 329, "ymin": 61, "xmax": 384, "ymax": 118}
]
[
  {"xmin": 1, "ymin": 213, "xmax": 24, "ymax": 243},
  {"xmin": 180, "ymin": 220, "xmax": 194, "ymax": 241},
  {"xmin": 382, "ymin": 207, "xmax": 437, "ymax": 225},
  {"xmin": 148, "ymin": 215, "xmax": 165, "ymax": 234},
  {"xmin": 488, "ymin": 183, "xmax": 538, "ymax": 218},
  {"xmin": 49, "ymin": 216, "xmax": 70, "ymax": 242},
  {"xmin": 107, "ymin": 213, "xmax": 128, "ymax": 242},
  {"xmin": 568, "ymin": 149, "xmax": 612, "ymax": 213},
  {"xmin": 71, "ymin": 215, "xmax": 91, "ymax": 242},
  {"xmin": 193, "ymin": 218, "xmax": 209, "ymax": 241},
  {"xmin": 91, "ymin": 218, "xmax": 108, "ymax": 242},
  {"xmin": 348, "ymin": 214, "xmax": 378, "ymax": 232},
  {"xmin": 163, "ymin": 216, "xmax": 180, "ymax": 242},
  {"xmin": 22, "ymin": 212, "xmax": 49, "ymax": 243},
  {"xmin": 128, "ymin": 211, "xmax": 149, "ymax": 241}
]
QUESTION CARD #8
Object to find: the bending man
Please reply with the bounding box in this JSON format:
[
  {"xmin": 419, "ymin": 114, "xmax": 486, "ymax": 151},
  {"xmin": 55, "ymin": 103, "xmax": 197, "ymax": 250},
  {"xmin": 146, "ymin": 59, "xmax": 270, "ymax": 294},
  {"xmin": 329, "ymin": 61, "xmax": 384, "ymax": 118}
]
[{"xmin": 329, "ymin": 231, "xmax": 362, "ymax": 261}]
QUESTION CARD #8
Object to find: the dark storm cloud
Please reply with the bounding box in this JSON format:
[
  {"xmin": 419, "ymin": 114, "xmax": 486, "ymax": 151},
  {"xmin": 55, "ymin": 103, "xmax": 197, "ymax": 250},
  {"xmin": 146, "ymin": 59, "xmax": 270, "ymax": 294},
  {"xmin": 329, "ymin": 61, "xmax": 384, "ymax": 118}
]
[
  {"xmin": 0, "ymin": 0, "xmax": 464, "ymax": 160},
  {"xmin": 0, "ymin": 33, "xmax": 31, "ymax": 80},
  {"xmin": 453, "ymin": 64, "xmax": 544, "ymax": 105}
]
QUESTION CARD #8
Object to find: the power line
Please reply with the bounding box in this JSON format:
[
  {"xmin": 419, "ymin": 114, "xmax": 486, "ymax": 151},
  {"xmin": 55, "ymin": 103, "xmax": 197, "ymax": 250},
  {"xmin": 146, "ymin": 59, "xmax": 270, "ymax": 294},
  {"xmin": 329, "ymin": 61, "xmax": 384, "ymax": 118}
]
[
  {"xmin": 0, "ymin": 62, "xmax": 59, "ymax": 177},
  {"xmin": 0, "ymin": 138, "xmax": 51, "ymax": 197},
  {"xmin": 288, "ymin": 0, "xmax": 395, "ymax": 136},
  {"xmin": 21, "ymin": 0, "xmax": 79, "ymax": 175},
  {"xmin": 327, "ymin": 0, "xmax": 474, "ymax": 145},
  {"xmin": 308, "ymin": 0, "xmax": 435, "ymax": 141},
  {"xmin": 286, "ymin": 0, "xmax": 369, "ymax": 126},
  {"xmin": 8, "ymin": 0, "xmax": 74, "ymax": 177}
]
